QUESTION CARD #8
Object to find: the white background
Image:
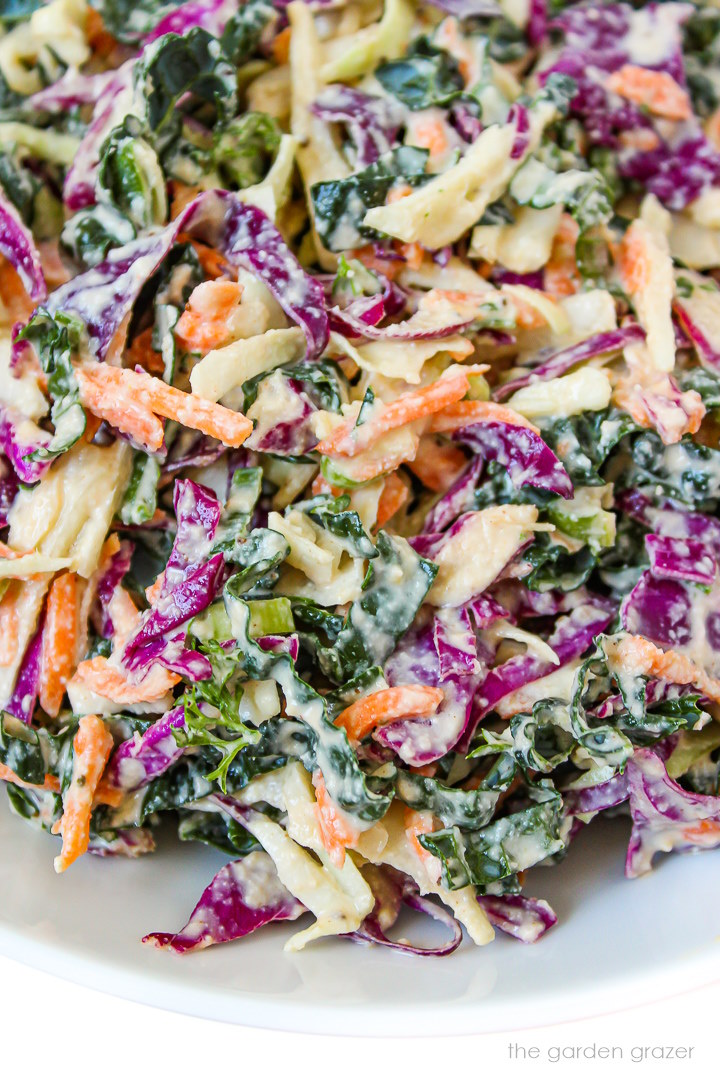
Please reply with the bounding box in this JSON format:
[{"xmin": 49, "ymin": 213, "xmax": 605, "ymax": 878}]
[{"xmin": 0, "ymin": 954, "xmax": 715, "ymax": 1078}]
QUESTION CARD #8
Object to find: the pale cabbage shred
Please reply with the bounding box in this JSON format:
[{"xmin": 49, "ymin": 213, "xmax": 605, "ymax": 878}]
[{"xmin": 1, "ymin": 0, "xmax": 720, "ymax": 957}]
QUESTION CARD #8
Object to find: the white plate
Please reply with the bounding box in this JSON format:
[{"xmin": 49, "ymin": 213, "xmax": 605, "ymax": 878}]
[{"xmin": 1, "ymin": 794, "xmax": 718, "ymax": 1035}]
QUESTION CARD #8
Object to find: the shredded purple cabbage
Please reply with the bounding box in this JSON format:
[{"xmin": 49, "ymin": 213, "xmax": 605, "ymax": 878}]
[
  {"xmin": 105, "ymin": 705, "xmax": 186, "ymax": 792},
  {"xmin": 478, "ymin": 894, "xmax": 557, "ymax": 943},
  {"xmin": 625, "ymin": 748, "xmax": 720, "ymax": 877},
  {"xmin": 496, "ymin": 326, "xmax": 646, "ymax": 400},
  {"xmin": 143, "ymin": 851, "xmax": 306, "ymax": 953},
  {"xmin": 49, "ymin": 191, "xmax": 329, "ymax": 359},
  {"xmin": 0, "ymin": 188, "xmax": 46, "ymax": 302}
]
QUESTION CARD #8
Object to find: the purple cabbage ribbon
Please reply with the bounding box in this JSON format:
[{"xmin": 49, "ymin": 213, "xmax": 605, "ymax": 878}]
[
  {"xmin": 495, "ymin": 325, "xmax": 646, "ymax": 400},
  {"xmin": 625, "ymin": 748, "xmax": 720, "ymax": 877},
  {"xmin": 0, "ymin": 187, "xmax": 46, "ymax": 302},
  {"xmin": 452, "ymin": 421, "xmax": 573, "ymax": 498},
  {"xmin": 104, "ymin": 705, "xmax": 186, "ymax": 792},
  {"xmin": 477, "ymin": 894, "xmax": 557, "ymax": 943},
  {"xmin": 143, "ymin": 851, "xmax": 305, "ymax": 953},
  {"xmin": 47, "ymin": 191, "xmax": 329, "ymax": 359}
]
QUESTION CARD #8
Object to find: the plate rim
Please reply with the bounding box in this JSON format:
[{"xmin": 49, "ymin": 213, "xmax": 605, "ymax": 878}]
[{"xmin": 1, "ymin": 917, "xmax": 718, "ymax": 1036}]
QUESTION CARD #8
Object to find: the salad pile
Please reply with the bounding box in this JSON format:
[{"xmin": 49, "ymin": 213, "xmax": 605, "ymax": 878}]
[{"xmin": 2, "ymin": 0, "xmax": 720, "ymax": 957}]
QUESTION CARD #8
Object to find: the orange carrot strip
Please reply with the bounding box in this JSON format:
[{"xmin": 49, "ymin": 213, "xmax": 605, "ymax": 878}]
[
  {"xmin": 410, "ymin": 118, "xmax": 448, "ymax": 161},
  {"xmin": 75, "ymin": 364, "xmax": 164, "ymax": 450},
  {"xmin": 0, "ymin": 762, "xmax": 60, "ymax": 793},
  {"xmin": 170, "ymin": 183, "xmax": 203, "ymax": 220},
  {"xmin": 605, "ymin": 65, "xmax": 691, "ymax": 121},
  {"xmin": 404, "ymin": 807, "xmax": 442, "ymax": 879},
  {"xmin": 335, "ymin": 685, "xmax": 444, "ymax": 742},
  {"xmin": 427, "ymin": 399, "xmax": 540, "ymax": 435},
  {"xmin": 93, "ymin": 778, "xmax": 127, "ymax": 808},
  {"xmin": 52, "ymin": 714, "xmax": 113, "ymax": 873},
  {"xmin": 86, "ymin": 6, "xmax": 117, "ymax": 57},
  {"xmin": 349, "ymin": 245, "xmax": 403, "ymax": 281},
  {"xmin": 618, "ymin": 221, "xmax": 651, "ymax": 295},
  {"xmin": 0, "ymin": 261, "xmax": 34, "ymax": 321},
  {"xmin": 70, "ymin": 655, "xmax": 180, "ymax": 704},
  {"xmin": 76, "ymin": 362, "xmax": 253, "ymax": 450},
  {"xmin": 310, "ymin": 474, "xmax": 337, "ymax": 497},
  {"xmin": 39, "ymin": 571, "xmax": 79, "ymax": 718},
  {"xmin": 316, "ymin": 372, "xmax": 470, "ymax": 458},
  {"xmin": 126, "ymin": 326, "xmax": 163, "ymax": 375},
  {"xmin": 406, "ymin": 438, "xmax": 468, "ymax": 492},
  {"xmin": 544, "ymin": 216, "xmax": 581, "ymax": 300},
  {"xmin": 376, "ymin": 471, "xmax": 409, "ymax": 527},
  {"xmin": 312, "ymin": 770, "xmax": 360, "ymax": 869},
  {"xmin": 334, "ymin": 441, "xmax": 420, "ymax": 485},
  {"xmin": 0, "ymin": 583, "xmax": 20, "ymax": 666},
  {"xmin": 396, "ymin": 241, "xmax": 425, "ymax": 269},
  {"xmin": 183, "ymin": 238, "xmax": 233, "ymax": 281},
  {"xmin": 175, "ymin": 280, "xmax": 244, "ymax": 352},
  {"xmin": 272, "ymin": 24, "xmax": 292, "ymax": 64},
  {"xmin": 708, "ymin": 107, "xmax": 720, "ymax": 151},
  {"xmin": 608, "ymin": 635, "xmax": 720, "ymax": 704},
  {"xmin": 145, "ymin": 571, "xmax": 165, "ymax": 606}
]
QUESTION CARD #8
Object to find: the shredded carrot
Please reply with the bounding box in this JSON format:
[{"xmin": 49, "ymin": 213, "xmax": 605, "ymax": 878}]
[
  {"xmin": 272, "ymin": 24, "xmax": 292, "ymax": 64},
  {"xmin": 544, "ymin": 215, "xmax": 581, "ymax": 300},
  {"xmin": 0, "ymin": 260, "xmax": 34, "ymax": 321},
  {"xmin": 70, "ymin": 654, "xmax": 180, "ymax": 704},
  {"xmin": 75, "ymin": 362, "xmax": 253, "ymax": 451},
  {"xmin": 0, "ymin": 582, "xmax": 20, "ymax": 666},
  {"xmin": 0, "ymin": 541, "xmax": 28, "ymax": 559},
  {"xmin": 411, "ymin": 119, "xmax": 449, "ymax": 161},
  {"xmin": 332, "ymin": 440, "xmax": 420, "ymax": 485},
  {"xmin": 404, "ymin": 807, "xmax": 442, "ymax": 880},
  {"xmin": 39, "ymin": 571, "xmax": 79, "ymax": 718},
  {"xmin": 335, "ymin": 684, "xmax": 444, "ymax": 742},
  {"xmin": 316, "ymin": 372, "xmax": 470, "ymax": 458},
  {"xmin": 396, "ymin": 241, "xmax": 426, "ymax": 270},
  {"xmin": 312, "ymin": 770, "xmax": 360, "ymax": 868},
  {"xmin": 618, "ymin": 220, "xmax": 651, "ymax": 295},
  {"xmin": 406, "ymin": 438, "xmax": 468, "ymax": 492},
  {"xmin": 0, "ymin": 761, "xmax": 60, "ymax": 793},
  {"xmin": 349, "ymin": 245, "xmax": 403, "ymax": 281},
  {"xmin": 183, "ymin": 237, "xmax": 233, "ymax": 280},
  {"xmin": 428, "ymin": 399, "xmax": 541, "ymax": 435},
  {"xmin": 613, "ymin": 376, "xmax": 705, "ymax": 444},
  {"xmin": 39, "ymin": 239, "xmax": 71, "ymax": 289},
  {"xmin": 86, "ymin": 6, "xmax": 117, "ymax": 57},
  {"xmin": 618, "ymin": 128, "xmax": 662, "ymax": 153},
  {"xmin": 93, "ymin": 778, "xmax": 127, "ymax": 808},
  {"xmin": 683, "ymin": 819, "xmax": 720, "ymax": 842},
  {"xmin": 606, "ymin": 65, "xmax": 691, "ymax": 121},
  {"xmin": 376, "ymin": 471, "xmax": 409, "ymax": 527},
  {"xmin": 707, "ymin": 107, "xmax": 720, "ymax": 151},
  {"xmin": 126, "ymin": 326, "xmax": 163, "ymax": 375},
  {"xmin": 145, "ymin": 571, "xmax": 165, "ymax": 606},
  {"xmin": 170, "ymin": 183, "xmax": 203, "ymax": 219},
  {"xmin": 387, "ymin": 184, "xmax": 413, "ymax": 204},
  {"xmin": 409, "ymin": 764, "xmax": 437, "ymax": 778},
  {"xmin": 609, "ymin": 635, "xmax": 720, "ymax": 704},
  {"xmin": 175, "ymin": 280, "xmax": 245, "ymax": 353},
  {"xmin": 310, "ymin": 474, "xmax": 338, "ymax": 497},
  {"xmin": 52, "ymin": 714, "xmax": 114, "ymax": 873}
]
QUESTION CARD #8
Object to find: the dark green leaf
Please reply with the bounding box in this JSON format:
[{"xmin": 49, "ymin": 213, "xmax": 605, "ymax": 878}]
[
  {"xmin": 419, "ymin": 784, "xmax": 564, "ymax": 890},
  {"xmin": 317, "ymin": 531, "xmax": 437, "ymax": 684},
  {"xmin": 120, "ymin": 451, "xmax": 161, "ymax": 526},
  {"xmin": 214, "ymin": 111, "xmax": 281, "ymax": 189},
  {"xmin": 311, "ymin": 147, "xmax": 429, "ymax": 253},
  {"xmin": 375, "ymin": 37, "xmax": 463, "ymax": 111},
  {"xmin": 15, "ymin": 310, "xmax": 86, "ymax": 460}
]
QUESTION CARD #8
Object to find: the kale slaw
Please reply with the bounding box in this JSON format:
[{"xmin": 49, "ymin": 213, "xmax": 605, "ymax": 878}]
[{"xmin": 0, "ymin": 0, "xmax": 720, "ymax": 956}]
